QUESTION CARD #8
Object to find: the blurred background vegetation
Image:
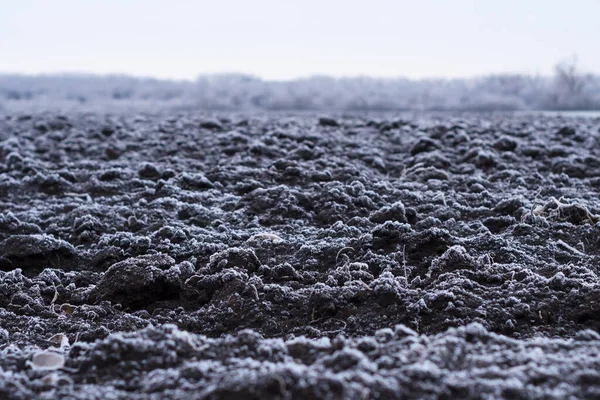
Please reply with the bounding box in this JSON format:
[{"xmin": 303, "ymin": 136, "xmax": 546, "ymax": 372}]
[{"xmin": 1, "ymin": 60, "xmax": 598, "ymax": 112}]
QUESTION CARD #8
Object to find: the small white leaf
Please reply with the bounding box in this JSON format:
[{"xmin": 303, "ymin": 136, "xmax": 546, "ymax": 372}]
[
  {"xmin": 31, "ymin": 351, "xmax": 65, "ymax": 371},
  {"xmin": 47, "ymin": 333, "xmax": 70, "ymax": 349}
]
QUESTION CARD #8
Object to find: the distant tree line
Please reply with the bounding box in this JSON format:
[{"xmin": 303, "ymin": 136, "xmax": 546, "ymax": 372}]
[{"xmin": 1, "ymin": 61, "xmax": 599, "ymax": 112}]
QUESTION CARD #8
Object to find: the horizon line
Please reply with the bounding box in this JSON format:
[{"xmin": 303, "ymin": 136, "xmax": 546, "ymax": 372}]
[{"xmin": 0, "ymin": 69, "xmax": 592, "ymax": 83}]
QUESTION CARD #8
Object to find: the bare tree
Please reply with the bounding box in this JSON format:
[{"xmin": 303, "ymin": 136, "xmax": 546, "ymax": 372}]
[
  {"xmin": 552, "ymin": 57, "xmax": 592, "ymax": 109},
  {"xmin": 555, "ymin": 58, "xmax": 585, "ymax": 96}
]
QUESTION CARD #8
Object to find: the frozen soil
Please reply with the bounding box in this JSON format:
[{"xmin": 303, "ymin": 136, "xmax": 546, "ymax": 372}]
[{"xmin": 1, "ymin": 111, "xmax": 600, "ymax": 399}]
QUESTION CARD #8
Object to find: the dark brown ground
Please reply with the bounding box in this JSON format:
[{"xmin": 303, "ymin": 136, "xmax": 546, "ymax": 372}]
[{"xmin": 1, "ymin": 112, "xmax": 600, "ymax": 399}]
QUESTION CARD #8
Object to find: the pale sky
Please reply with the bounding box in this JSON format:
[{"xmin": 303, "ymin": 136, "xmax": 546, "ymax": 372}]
[{"xmin": 0, "ymin": 0, "xmax": 598, "ymax": 81}]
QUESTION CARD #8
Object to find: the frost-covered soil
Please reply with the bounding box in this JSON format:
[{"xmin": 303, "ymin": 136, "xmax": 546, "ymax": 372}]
[{"xmin": 1, "ymin": 112, "xmax": 600, "ymax": 399}]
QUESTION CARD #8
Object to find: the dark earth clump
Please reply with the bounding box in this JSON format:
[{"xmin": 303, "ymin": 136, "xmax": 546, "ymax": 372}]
[{"xmin": 1, "ymin": 111, "xmax": 600, "ymax": 398}]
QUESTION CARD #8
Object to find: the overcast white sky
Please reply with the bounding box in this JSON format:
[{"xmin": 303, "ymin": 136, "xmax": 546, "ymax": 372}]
[{"xmin": 1, "ymin": 0, "xmax": 598, "ymax": 81}]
